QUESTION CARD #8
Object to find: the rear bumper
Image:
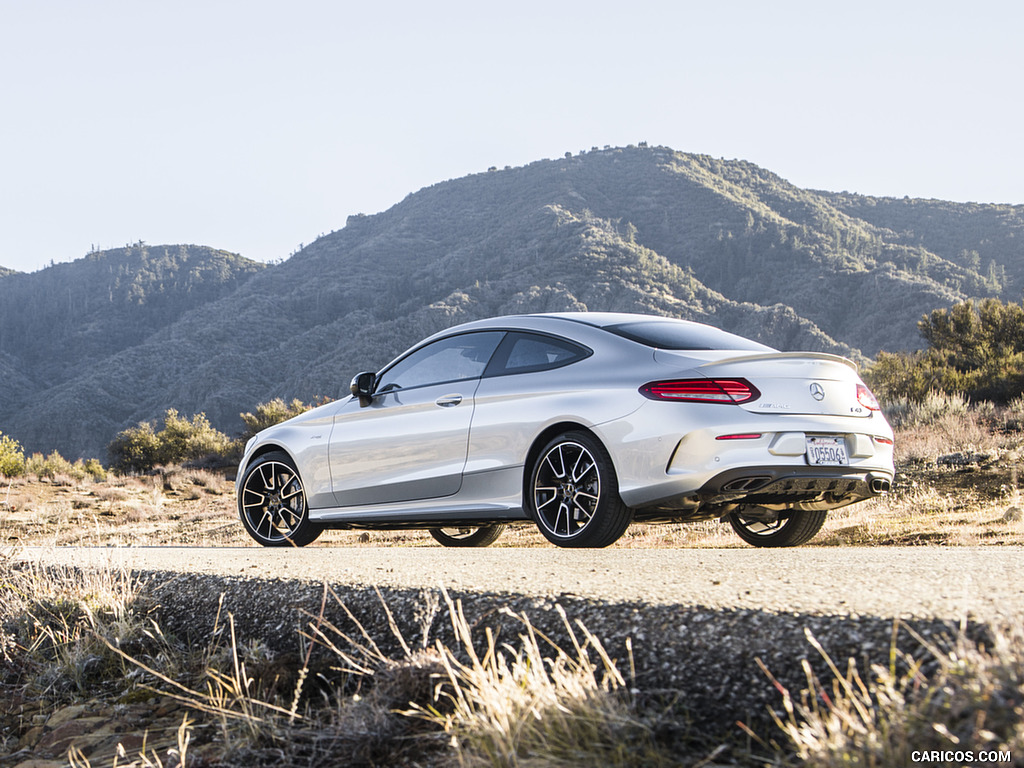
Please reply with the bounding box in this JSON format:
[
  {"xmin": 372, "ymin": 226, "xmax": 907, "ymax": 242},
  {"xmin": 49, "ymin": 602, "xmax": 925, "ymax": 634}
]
[
  {"xmin": 596, "ymin": 400, "xmax": 895, "ymax": 511},
  {"xmin": 698, "ymin": 465, "xmax": 892, "ymax": 505},
  {"xmin": 636, "ymin": 465, "xmax": 894, "ymax": 517}
]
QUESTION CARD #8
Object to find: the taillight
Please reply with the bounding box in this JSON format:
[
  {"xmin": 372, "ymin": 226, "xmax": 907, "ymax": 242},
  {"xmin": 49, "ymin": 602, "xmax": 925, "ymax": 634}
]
[
  {"xmin": 639, "ymin": 378, "xmax": 760, "ymax": 404},
  {"xmin": 857, "ymin": 383, "xmax": 881, "ymax": 411}
]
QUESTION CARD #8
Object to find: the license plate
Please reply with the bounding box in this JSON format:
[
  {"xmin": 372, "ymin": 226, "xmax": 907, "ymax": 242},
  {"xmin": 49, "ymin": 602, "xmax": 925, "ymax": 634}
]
[{"xmin": 806, "ymin": 436, "xmax": 849, "ymax": 466}]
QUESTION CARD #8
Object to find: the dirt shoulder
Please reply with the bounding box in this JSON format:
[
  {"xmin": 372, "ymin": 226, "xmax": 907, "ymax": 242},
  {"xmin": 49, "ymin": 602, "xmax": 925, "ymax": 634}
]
[{"xmin": 2, "ymin": 455, "xmax": 1024, "ymax": 550}]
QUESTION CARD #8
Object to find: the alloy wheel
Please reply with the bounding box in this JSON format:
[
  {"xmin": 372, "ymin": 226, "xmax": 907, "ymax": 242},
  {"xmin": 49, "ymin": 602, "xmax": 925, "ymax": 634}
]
[
  {"xmin": 533, "ymin": 440, "xmax": 602, "ymax": 539},
  {"xmin": 241, "ymin": 460, "xmax": 308, "ymax": 544}
]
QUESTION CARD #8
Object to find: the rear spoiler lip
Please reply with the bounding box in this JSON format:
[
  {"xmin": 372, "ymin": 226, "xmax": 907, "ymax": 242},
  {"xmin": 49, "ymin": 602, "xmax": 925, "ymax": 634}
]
[{"xmin": 696, "ymin": 351, "xmax": 858, "ymax": 371}]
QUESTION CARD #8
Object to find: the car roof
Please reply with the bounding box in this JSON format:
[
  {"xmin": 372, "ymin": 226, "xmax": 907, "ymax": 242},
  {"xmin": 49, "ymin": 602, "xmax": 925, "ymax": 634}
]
[
  {"xmin": 433, "ymin": 311, "xmax": 720, "ymax": 336},
  {"xmin": 392, "ymin": 311, "xmax": 774, "ymax": 369}
]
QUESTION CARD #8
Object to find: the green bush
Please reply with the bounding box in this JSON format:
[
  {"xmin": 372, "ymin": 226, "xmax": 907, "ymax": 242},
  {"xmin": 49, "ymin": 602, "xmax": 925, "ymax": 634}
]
[
  {"xmin": 83, "ymin": 458, "xmax": 108, "ymax": 482},
  {"xmin": 0, "ymin": 431, "xmax": 25, "ymax": 478},
  {"xmin": 25, "ymin": 451, "xmax": 81, "ymax": 481},
  {"xmin": 865, "ymin": 298, "xmax": 1024, "ymax": 405},
  {"xmin": 107, "ymin": 422, "xmax": 161, "ymax": 475},
  {"xmin": 156, "ymin": 409, "xmax": 232, "ymax": 466},
  {"xmin": 16, "ymin": 448, "xmax": 106, "ymax": 483},
  {"xmin": 108, "ymin": 409, "xmax": 232, "ymax": 474},
  {"xmin": 240, "ymin": 398, "xmax": 315, "ymax": 440}
]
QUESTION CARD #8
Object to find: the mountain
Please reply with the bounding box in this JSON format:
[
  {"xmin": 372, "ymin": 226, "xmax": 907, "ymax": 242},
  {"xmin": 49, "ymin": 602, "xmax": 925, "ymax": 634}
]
[
  {"xmin": 0, "ymin": 244, "xmax": 264, "ymax": 383},
  {"xmin": 2, "ymin": 146, "xmax": 1022, "ymax": 460},
  {"xmin": 0, "ymin": 244, "xmax": 264, "ymax": 454}
]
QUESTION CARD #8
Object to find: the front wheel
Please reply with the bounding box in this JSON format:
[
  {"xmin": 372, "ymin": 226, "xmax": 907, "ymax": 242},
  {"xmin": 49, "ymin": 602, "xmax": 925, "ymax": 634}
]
[
  {"xmin": 528, "ymin": 431, "xmax": 633, "ymax": 548},
  {"xmin": 728, "ymin": 508, "xmax": 827, "ymax": 548},
  {"xmin": 429, "ymin": 525, "xmax": 505, "ymax": 547},
  {"xmin": 239, "ymin": 452, "xmax": 322, "ymax": 547}
]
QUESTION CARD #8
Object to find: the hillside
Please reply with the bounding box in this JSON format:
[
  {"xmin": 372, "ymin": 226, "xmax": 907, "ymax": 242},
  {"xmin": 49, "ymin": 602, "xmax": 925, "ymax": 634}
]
[
  {"xmin": 0, "ymin": 244, "xmax": 264, "ymax": 379},
  {"xmin": 2, "ymin": 146, "xmax": 1022, "ymax": 459},
  {"xmin": 0, "ymin": 245, "xmax": 264, "ymax": 454}
]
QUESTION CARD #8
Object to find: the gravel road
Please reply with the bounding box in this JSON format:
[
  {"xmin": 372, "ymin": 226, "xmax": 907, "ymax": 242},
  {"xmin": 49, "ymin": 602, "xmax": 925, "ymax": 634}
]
[
  {"xmin": 16, "ymin": 545, "xmax": 1024, "ymax": 623},
  {"xmin": 14, "ymin": 545, "xmax": 1023, "ymax": 735}
]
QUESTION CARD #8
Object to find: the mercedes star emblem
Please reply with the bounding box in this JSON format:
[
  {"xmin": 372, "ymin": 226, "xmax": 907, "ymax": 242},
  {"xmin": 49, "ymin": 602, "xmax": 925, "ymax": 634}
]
[{"xmin": 809, "ymin": 382, "xmax": 826, "ymax": 401}]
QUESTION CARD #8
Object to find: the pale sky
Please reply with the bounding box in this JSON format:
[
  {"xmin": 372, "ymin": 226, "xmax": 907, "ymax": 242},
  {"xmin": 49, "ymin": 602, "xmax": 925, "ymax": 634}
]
[{"xmin": 2, "ymin": 1, "xmax": 1021, "ymax": 273}]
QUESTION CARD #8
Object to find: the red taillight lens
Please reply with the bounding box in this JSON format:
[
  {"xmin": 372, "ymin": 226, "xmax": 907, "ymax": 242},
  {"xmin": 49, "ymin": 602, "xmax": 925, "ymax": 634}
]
[
  {"xmin": 639, "ymin": 378, "xmax": 760, "ymax": 404},
  {"xmin": 716, "ymin": 433, "xmax": 763, "ymax": 440},
  {"xmin": 857, "ymin": 383, "xmax": 881, "ymax": 411}
]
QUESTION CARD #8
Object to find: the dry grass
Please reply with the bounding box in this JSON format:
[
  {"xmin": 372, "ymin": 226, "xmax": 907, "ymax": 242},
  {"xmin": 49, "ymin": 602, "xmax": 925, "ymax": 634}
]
[
  {"xmin": 763, "ymin": 623, "xmax": 1024, "ymax": 766},
  {"xmin": 413, "ymin": 593, "xmax": 683, "ymax": 767},
  {"xmin": 0, "ymin": 552, "xmax": 154, "ymax": 702},
  {"xmin": 4, "ymin": 557, "xmax": 1022, "ymax": 768}
]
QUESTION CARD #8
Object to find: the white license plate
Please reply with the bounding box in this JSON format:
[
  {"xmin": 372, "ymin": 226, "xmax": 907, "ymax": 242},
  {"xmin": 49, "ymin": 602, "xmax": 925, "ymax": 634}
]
[{"xmin": 806, "ymin": 436, "xmax": 849, "ymax": 466}]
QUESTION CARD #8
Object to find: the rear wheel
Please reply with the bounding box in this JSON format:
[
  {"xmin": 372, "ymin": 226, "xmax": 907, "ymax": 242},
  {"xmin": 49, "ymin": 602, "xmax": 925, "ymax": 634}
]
[
  {"xmin": 429, "ymin": 525, "xmax": 505, "ymax": 547},
  {"xmin": 239, "ymin": 452, "xmax": 322, "ymax": 547},
  {"xmin": 528, "ymin": 430, "xmax": 633, "ymax": 548},
  {"xmin": 728, "ymin": 508, "xmax": 827, "ymax": 547}
]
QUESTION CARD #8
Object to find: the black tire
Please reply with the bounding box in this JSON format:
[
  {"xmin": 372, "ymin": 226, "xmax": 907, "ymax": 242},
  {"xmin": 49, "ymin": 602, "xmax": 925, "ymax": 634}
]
[
  {"xmin": 527, "ymin": 430, "xmax": 633, "ymax": 548},
  {"xmin": 238, "ymin": 451, "xmax": 322, "ymax": 547},
  {"xmin": 728, "ymin": 508, "xmax": 828, "ymax": 548},
  {"xmin": 428, "ymin": 524, "xmax": 506, "ymax": 547}
]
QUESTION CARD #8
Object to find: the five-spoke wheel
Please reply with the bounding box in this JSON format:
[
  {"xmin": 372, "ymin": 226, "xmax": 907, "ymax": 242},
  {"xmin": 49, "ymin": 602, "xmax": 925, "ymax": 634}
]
[
  {"xmin": 529, "ymin": 431, "xmax": 632, "ymax": 548},
  {"xmin": 239, "ymin": 452, "xmax": 321, "ymax": 547}
]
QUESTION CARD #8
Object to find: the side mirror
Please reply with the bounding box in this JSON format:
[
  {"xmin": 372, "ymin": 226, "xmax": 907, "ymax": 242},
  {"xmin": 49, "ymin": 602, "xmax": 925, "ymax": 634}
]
[{"xmin": 350, "ymin": 371, "xmax": 376, "ymax": 406}]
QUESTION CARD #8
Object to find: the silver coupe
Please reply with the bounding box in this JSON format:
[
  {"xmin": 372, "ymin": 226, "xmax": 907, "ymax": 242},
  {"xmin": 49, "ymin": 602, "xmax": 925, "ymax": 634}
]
[{"xmin": 236, "ymin": 312, "xmax": 894, "ymax": 548}]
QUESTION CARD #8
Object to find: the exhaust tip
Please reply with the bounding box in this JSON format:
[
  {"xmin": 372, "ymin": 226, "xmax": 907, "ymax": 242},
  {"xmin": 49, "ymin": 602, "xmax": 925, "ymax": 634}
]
[
  {"xmin": 870, "ymin": 478, "xmax": 892, "ymax": 494},
  {"xmin": 721, "ymin": 476, "xmax": 773, "ymax": 493}
]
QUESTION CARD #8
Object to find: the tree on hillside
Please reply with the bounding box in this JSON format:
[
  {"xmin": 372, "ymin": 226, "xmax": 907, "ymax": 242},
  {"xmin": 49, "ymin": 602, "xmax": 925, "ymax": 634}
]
[{"xmin": 865, "ymin": 298, "xmax": 1024, "ymax": 403}]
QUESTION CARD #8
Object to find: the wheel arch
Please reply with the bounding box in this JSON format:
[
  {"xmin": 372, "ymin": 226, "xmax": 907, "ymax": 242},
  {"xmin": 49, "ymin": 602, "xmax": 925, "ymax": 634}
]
[
  {"xmin": 245, "ymin": 442, "xmax": 299, "ymax": 470},
  {"xmin": 522, "ymin": 421, "xmax": 606, "ymax": 497}
]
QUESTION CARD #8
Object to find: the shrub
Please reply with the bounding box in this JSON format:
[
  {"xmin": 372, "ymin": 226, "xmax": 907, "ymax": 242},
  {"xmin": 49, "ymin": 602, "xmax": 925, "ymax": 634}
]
[
  {"xmin": 156, "ymin": 409, "xmax": 232, "ymax": 466},
  {"xmin": 865, "ymin": 298, "xmax": 1024, "ymax": 405},
  {"xmin": 0, "ymin": 431, "xmax": 25, "ymax": 478},
  {"xmin": 82, "ymin": 458, "xmax": 107, "ymax": 482},
  {"xmin": 883, "ymin": 391, "xmax": 970, "ymax": 430},
  {"xmin": 107, "ymin": 422, "xmax": 161, "ymax": 474},
  {"xmin": 239, "ymin": 398, "xmax": 315, "ymax": 439},
  {"xmin": 1004, "ymin": 396, "xmax": 1024, "ymax": 431},
  {"xmin": 25, "ymin": 451, "xmax": 83, "ymax": 481},
  {"xmin": 108, "ymin": 409, "xmax": 233, "ymax": 474}
]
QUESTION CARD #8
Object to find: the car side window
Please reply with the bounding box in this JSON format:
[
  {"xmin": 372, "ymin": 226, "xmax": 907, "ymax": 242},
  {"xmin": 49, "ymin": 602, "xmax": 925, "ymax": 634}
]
[
  {"xmin": 376, "ymin": 331, "xmax": 505, "ymax": 392},
  {"xmin": 485, "ymin": 332, "xmax": 591, "ymax": 376}
]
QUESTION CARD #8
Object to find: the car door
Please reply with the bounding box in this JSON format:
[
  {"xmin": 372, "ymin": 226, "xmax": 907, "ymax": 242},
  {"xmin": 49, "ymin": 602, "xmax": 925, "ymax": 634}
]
[
  {"xmin": 328, "ymin": 331, "xmax": 505, "ymax": 507},
  {"xmin": 465, "ymin": 331, "xmax": 594, "ymax": 475}
]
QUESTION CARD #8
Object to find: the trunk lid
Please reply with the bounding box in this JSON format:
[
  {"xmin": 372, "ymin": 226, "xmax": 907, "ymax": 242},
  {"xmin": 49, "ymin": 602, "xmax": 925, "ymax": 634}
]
[{"xmin": 656, "ymin": 350, "xmax": 870, "ymax": 418}]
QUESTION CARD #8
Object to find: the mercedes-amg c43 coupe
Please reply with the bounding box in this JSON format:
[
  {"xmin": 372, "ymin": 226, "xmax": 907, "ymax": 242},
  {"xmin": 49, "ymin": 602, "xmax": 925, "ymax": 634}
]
[{"xmin": 237, "ymin": 312, "xmax": 894, "ymax": 548}]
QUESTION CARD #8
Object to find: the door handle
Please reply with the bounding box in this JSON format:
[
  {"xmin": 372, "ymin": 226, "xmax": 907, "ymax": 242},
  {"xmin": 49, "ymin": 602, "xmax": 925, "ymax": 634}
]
[{"xmin": 435, "ymin": 394, "xmax": 463, "ymax": 408}]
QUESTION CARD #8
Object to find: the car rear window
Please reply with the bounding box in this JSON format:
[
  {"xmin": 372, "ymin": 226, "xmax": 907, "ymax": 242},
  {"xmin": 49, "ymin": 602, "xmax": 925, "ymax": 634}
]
[{"xmin": 604, "ymin": 321, "xmax": 772, "ymax": 351}]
